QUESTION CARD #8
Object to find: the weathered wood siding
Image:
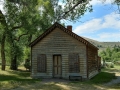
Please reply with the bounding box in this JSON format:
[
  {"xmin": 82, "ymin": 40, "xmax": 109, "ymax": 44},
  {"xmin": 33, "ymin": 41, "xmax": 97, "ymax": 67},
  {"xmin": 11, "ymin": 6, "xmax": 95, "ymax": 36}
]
[
  {"xmin": 87, "ymin": 46, "xmax": 99, "ymax": 79},
  {"xmin": 31, "ymin": 28, "xmax": 87, "ymax": 79},
  {"xmin": 98, "ymin": 56, "xmax": 101, "ymax": 71}
]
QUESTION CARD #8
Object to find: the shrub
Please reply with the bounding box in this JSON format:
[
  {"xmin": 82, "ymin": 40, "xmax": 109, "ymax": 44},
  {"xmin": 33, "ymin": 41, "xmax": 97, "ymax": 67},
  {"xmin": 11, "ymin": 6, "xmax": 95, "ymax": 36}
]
[
  {"xmin": 24, "ymin": 59, "xmax": 31, "ymax": 71},
  {"xmin": 105, "ymin": 62, "xmax": 114, "ymax": 68},
  {"xmin": 114, "ymin": 61, "xmax": 120, "ymax": 65},
  {"xmin": 110, "ymin": 63, "xmax": 114, "ymax": 68}
]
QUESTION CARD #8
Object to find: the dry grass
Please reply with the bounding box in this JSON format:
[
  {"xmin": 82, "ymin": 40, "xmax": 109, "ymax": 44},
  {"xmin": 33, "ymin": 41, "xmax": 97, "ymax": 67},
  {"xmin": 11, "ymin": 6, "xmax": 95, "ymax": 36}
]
[
  {"xmin": 0, "ymin": 66, "xmax": 40, "ymax": 90},
  {"xmin": 0, "ymin": 65, "xmax": 120, "ymax": 90},
  {"xmin": 7, "ymin": 82, "xmax": 113, "ymax": 90}
]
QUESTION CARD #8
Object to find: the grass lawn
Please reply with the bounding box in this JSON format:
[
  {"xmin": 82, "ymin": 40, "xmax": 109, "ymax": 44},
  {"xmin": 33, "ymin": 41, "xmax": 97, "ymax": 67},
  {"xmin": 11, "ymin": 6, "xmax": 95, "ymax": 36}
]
[
  {"xmin": 84, "ymin": 71, "xmax": 116, "ymax": 84},
  {"xmin": 0, "ymin": 66, "xmax": 40, "ymax": 89},
  {"xmin": 0, "ymin": 65, "xmax": 120, "ymax": 90}
]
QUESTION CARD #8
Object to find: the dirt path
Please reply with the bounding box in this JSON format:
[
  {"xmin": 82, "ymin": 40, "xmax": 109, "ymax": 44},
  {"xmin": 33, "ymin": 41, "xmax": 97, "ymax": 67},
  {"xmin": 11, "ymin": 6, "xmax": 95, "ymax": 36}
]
[
  {"xmin": 41, "ymin": 78, "xmax": 70, "ymax": 83},
  {"xmin": 104, "ymin": 70, "xmax": 120, "ymax": 86}
]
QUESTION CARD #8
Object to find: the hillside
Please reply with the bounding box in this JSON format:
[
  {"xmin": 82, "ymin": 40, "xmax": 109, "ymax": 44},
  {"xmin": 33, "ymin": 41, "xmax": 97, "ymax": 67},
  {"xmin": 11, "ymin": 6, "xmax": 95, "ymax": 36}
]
[{"xmin": 83, "ymin": 37, "xmax": 120, "ymax": 52}]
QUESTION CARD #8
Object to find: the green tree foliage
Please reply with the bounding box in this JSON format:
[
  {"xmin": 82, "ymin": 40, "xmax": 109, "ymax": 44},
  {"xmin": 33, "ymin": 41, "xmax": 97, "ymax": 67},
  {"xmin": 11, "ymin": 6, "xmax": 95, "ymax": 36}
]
[
  {"xmin": 51, "ymin": 0, "xmax": 92, "ymax": 22},
  {"xmin": 114, "ymin": 0, "xmax": 120, "ymax": 5},
  {"xmin": 100, "ymin": 46, "xmax": 120, "ymax": 63},
  {"xmin": 103, "ymin": 0, "xmax": 120, "ymax": 13},
  {"xmin": 0, "ymin": 0, "xmax": 93, "ymax": 70}
]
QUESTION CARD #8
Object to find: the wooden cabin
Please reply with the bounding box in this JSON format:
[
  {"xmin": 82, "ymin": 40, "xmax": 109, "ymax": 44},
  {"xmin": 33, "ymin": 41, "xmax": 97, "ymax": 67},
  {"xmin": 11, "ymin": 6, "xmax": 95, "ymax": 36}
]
[{"xmin": 29, "ymin": 22, "xmax": 101, "ymax": 80}]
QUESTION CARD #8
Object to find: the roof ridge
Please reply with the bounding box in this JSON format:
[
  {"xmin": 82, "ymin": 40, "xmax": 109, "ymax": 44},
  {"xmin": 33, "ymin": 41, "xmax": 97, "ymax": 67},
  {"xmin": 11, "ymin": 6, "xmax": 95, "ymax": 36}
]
[{"xmin": 29, "ymin": 22, "xmax": 98, "ymax": 50}]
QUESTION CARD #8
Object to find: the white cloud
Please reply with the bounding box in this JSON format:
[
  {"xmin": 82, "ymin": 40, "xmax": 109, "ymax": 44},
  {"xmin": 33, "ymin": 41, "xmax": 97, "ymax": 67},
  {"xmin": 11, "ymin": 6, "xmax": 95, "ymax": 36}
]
[
  {"xmin": 90, "ymin": 0, "xmax": 102, "ymax": 5},
  {"xmin": 97, "ymin": 32, "xmax": 120, "ymax": 41},
  {"xmin": 82, "ymin": 32, "xmax": 120, "ymax": 41},
  {"xmin": 0, "ymin": 0, "xmax": 4, "ymax": 11},
  {"xmin": 90, "ymin": 0, "xmax": 113, "ymax": 5},
  {"xmin": 99, "ymin": 33, "xmax": 120, "ymax": 38},
  {"xmin": 74, "ymin": 19, "xmax": 102, "ymax": 34},
  {"xmin": 102, "ymin": 15, "xmax": 120, "ymax": 29},
  {"xmin": 73, "ymin": 13, "xmax": 120, "ymax": 34}
]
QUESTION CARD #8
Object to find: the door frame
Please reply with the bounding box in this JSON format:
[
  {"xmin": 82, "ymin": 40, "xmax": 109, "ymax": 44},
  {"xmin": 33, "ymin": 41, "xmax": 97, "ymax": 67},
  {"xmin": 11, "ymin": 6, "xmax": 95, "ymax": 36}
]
[{"xmin": 53, "ymin": 54, "xmax": 62, "ymax": 78}]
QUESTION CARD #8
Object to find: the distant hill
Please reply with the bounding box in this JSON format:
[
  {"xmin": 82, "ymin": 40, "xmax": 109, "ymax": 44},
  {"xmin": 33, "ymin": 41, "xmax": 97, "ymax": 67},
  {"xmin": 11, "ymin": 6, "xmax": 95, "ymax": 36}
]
[{"xmin": 82, "ymin": 37, "xmax": 120, "ymax": 52}]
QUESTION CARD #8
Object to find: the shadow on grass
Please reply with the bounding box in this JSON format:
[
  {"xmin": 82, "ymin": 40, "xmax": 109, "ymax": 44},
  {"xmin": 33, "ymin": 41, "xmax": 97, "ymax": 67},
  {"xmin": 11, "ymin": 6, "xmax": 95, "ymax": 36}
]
[
  {"xmin": 0, "ymin": 74, "xmax": 40, "ymax": 82},
  {"xmin": 88, "ymin": 72, "xmax": 116, "ymax": 84},
  {"xmin": 0, "ymin": 69, "xmax": 40, "ymax": 83},
  {"xmin": 7, "ymin": 70, "xmax": 30, "ymax": 77},
  {"xmin": 71, "ymin": 71, "xmax": 116, "ymax": 84}
]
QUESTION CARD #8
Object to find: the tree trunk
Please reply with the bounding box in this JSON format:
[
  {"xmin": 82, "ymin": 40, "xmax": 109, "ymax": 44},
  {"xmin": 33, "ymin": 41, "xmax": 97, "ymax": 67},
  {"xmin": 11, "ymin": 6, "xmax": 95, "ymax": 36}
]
[
  {"xmin": 10, "ymin": 54, "xmax": 17, "ymax": 70},
  {"xmin": 0, "ymin": 10, "xmax": 7, "ymax": 71},
  {"xmin": 10, "ymin": 41, "xmax": 18, "ymax": 70},
  {"xmin": 1, "ymin": 33, "xmax": 6, "ymax": 70}
]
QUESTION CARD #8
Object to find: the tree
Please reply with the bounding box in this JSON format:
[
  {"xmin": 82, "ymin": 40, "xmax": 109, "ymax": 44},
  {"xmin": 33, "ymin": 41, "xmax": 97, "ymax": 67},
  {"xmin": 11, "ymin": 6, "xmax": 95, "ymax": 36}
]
[
  {"xmin": 0, "ymin": 0, "xmax": 93, "ymax": 70},
  {"xmin": 0, "ymin": 10, "xmax": 8, "ymax": 70},
  {"xmin": 3, "ymin": 0, "xmax": 43, "ymax": 70},
  {"xmin": 100, "ymin": 47, "xmax": 112, "ymax": 62},
  {"xmin": 52, "ymin": 0, "xmax": 92, "ymax": 22},
  {"xmin": 0, "ymin": 0, "xmax": 42, "ymax": 70},
  {"xmin": 100, "ymin": 46, "xmax": 120, "ymax": 64},
  {"xmin": 114, "ymin": 0, "xmax": 120, "ymax": 8},
  {"xmin": 103, "ymin": 0, "xmax": 120, "ymax": 13}
]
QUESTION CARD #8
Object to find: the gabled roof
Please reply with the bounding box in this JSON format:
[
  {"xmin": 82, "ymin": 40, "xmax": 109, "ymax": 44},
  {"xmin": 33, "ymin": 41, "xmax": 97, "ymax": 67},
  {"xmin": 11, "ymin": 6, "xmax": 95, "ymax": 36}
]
[{"xmin": 29, "ymin": 22, "xmax": 98, "ymax": 50}]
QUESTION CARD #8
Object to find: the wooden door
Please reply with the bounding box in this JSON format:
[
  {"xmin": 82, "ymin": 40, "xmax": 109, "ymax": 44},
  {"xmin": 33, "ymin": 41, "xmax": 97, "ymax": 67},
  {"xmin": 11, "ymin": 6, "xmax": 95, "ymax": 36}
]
[{"xmin": 53, "ymin": 55, "xmax": 62, "ymax": 78}]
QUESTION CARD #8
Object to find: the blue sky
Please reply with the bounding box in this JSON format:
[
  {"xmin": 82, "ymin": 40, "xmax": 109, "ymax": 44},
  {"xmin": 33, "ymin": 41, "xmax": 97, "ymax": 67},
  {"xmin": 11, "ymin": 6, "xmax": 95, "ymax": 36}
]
[{"xmin": 65, "ymin": 0, "xmax": 120, "ymax": 42}]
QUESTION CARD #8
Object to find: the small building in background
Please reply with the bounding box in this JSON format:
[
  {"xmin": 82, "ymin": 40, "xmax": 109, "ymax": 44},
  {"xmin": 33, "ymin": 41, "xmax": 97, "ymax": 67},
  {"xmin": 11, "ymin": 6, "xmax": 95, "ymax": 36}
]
[{"xmin": 29, "ymin": 22, "xmax": 101, "ymax": 80}]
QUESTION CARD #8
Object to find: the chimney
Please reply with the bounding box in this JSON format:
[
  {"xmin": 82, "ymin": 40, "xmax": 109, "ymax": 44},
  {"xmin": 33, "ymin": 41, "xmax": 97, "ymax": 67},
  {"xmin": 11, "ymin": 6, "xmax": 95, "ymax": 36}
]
[{"xmin": 67, "ymin": 25, "xmax": 72, "ymax": 31}]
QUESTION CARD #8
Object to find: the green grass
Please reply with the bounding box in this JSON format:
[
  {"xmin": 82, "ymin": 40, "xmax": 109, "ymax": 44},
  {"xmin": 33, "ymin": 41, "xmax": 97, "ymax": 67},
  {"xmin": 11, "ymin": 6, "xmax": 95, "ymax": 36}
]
[
  {"xmin": 89, "ymin": 72, "xmax": 116, "ymax": 84},
  {"xmin": 72, "ymin": 64, "xmax": 120, "ymax": 85},
  {"xmin": 0, "ymin": 66, "xmax": 40, "ymax": 89},
  {"xmin": 71, "ymin": 71, "xmax": 116, "ymax": 85},
  {"xmin": 114, "ymin": 65, "xmax": 120, "ymax": 69},
  {"xmin": 0, "ymin": 65, "xmax": 119, "ymax": 90}
]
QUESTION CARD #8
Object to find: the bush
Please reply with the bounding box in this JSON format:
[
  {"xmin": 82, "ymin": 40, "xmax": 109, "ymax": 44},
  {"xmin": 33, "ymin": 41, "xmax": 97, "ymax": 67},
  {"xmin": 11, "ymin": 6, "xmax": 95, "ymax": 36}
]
[
  {"xmin": 114, "ymin": 61, "xmax": 120, "ymax": 65},
  {"xmin": 24, "ymin": 59, "xmax": 31, "ymax": 71},
  {"xmin": 105, "ymin": 62, "xmax": 114, "ymax": 68},
  {"xmin": 110, "ymin": 63, "xmax": 114, "ymax": 68}
]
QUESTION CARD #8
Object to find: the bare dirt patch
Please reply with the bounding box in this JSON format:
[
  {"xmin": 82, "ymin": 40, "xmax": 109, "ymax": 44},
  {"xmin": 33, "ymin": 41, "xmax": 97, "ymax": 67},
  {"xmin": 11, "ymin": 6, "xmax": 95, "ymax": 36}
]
[
  {"xmin": 103, "ymin": 68, "xmax": 120, "ymax": 88},
  {"xmin": 9, "ymin": 79, "xmax": 106, "ymax": 90}
]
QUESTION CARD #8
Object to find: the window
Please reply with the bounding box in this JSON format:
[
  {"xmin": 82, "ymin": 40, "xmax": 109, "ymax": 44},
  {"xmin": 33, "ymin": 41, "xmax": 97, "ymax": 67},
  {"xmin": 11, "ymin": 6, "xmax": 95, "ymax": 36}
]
[
  {"xmin": 69, "ymin": 53, "xmax": 80, "ymax": 73},
  {"xmin": 37, "ymin": 54, "xmax": 46, "ymax": 72}
]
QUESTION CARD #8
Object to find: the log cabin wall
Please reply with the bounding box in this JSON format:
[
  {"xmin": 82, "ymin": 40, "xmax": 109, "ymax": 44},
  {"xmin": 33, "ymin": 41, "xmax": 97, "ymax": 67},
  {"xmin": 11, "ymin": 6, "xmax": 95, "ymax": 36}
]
[
  {"xmin": 87, "ymin": 46, "xmax": 99, "ymax": 79},
  {"xmin": 31, "ymin": 28, "xmax": 87, "ymax": 79}
]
